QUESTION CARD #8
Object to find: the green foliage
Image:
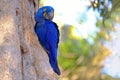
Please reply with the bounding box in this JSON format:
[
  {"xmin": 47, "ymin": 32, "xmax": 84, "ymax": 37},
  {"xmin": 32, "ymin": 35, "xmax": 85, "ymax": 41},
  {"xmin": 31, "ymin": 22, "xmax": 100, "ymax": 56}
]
[
  {"xmin": 58, "ymin": 0, "xmax": 120, "ymax": 80},
  {"xmin": 88, "ymin": 0, "xmax": 112, "ymax": 17}
]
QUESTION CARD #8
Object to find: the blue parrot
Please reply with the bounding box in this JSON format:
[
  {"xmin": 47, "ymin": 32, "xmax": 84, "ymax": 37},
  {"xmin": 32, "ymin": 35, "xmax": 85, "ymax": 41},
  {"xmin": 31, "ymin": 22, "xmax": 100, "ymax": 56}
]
[{"xmin": 34, "ymin": 6, "xmax": 61, "ymax": 75}]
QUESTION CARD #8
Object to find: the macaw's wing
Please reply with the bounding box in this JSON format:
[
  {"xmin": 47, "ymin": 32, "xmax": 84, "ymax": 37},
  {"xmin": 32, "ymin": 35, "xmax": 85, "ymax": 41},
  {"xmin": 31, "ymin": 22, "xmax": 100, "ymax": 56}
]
[
  {"xmin": 45, "ymin": 25, "xmax": 58, "ymax": 61},
  {"xmin": 45, "ymin": 23, "xmax": 61, "ymax": 75}
]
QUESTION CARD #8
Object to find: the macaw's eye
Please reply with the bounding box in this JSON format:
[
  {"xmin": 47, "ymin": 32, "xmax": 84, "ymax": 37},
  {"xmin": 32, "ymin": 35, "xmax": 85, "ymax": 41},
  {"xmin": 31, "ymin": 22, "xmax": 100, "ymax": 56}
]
[{"xmin": 43, "ymin": 8, "xmax": 46, "ymax": 12}]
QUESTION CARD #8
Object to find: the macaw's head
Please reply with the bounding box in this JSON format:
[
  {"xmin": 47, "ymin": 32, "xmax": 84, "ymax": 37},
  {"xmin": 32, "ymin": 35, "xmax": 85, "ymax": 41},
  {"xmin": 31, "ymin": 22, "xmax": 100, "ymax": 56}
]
[
  {"xmin": 42, "ymin": 6, "xmax": 54, "ymax": 21},
  {"xmin": 34, "ymin": 6, "xmax": 54, "ymax": 22}
]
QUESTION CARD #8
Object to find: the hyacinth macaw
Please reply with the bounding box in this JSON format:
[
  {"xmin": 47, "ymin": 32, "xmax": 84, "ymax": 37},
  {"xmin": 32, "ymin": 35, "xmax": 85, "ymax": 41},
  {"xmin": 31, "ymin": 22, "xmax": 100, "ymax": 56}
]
[{"xmin": 34, "ymin": 6, "xmax": 61, "ymax": 75}]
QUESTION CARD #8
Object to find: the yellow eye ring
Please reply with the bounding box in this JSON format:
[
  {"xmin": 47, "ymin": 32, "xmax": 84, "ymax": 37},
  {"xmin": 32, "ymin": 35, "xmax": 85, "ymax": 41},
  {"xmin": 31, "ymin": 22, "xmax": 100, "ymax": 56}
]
[{"xmin": 43, "ymin": 12, "xmax": 47, "ymax": 16}]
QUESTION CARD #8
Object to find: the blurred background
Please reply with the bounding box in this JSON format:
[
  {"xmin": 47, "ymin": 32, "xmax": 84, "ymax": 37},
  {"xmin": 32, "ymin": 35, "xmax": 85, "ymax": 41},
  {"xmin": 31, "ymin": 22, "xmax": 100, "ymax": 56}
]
[{"xmin": 39, "ymin": 0, "xmax": 120, "ymax": 80}]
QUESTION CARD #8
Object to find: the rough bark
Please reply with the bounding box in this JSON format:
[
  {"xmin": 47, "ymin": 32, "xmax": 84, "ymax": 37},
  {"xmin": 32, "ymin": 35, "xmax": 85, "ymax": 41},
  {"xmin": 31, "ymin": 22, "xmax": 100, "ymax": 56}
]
[{"xmin": 0, "ymin": 0, "xmax": 58, "ymax": 80}]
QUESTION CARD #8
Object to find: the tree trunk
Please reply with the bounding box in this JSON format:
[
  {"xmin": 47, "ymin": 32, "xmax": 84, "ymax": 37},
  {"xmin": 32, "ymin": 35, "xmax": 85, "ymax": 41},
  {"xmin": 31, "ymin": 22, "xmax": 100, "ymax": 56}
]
[{"xmin": 0, "ymin": 0, "xmax": 58, "ymax": 80}]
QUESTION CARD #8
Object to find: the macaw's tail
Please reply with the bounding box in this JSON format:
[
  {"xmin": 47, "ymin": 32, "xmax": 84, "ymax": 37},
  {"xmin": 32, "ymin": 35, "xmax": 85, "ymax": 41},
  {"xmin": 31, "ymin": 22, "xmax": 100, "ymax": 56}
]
[
  {"xmin": 49, "ymin": 55, "xmax": 61, "ymax": 75},
  {"xmin": 54, "ymin": 61, "xmax": 61, "ymax": 75}
]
